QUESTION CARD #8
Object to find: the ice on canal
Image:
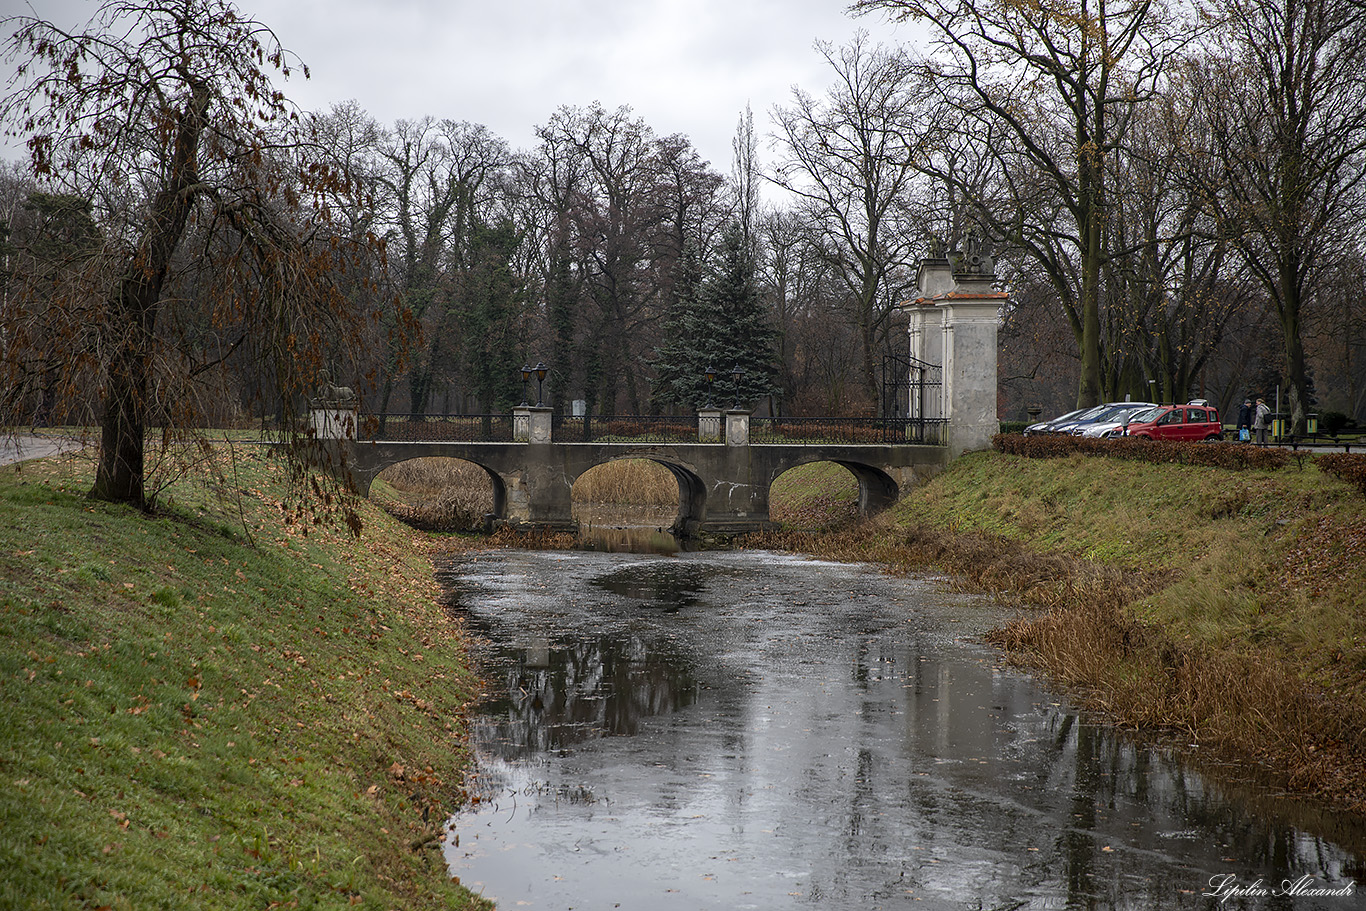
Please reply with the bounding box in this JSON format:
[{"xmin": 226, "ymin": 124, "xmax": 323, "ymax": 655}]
[{"xmin": 439, "ymin": 549, "xmax": 1363, "ymax": 910}]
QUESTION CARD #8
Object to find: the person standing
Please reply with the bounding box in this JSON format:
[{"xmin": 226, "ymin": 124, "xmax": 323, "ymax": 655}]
[
  {"xmin": 1237, "ymin": 399, "xmax": 1253, "ymax": 442},
  {"xmin": 1253, "ymin": 397, "xmax": 1271, "ymax": 444}
]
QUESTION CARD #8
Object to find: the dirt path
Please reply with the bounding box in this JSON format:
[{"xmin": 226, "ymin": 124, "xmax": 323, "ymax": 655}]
[{"xmin": 0, "ymin": 435, "xmax": 84, "ymax": 466}]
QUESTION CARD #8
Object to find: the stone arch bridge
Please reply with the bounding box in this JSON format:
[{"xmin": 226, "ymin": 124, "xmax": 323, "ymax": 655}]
[
  {"xmin": 314, "ymin": 235, "xmax": 1006, "ymax": 536},
  {"xmin": 327, "ymin": 417, "xmax": 949, "ymax": 537}
]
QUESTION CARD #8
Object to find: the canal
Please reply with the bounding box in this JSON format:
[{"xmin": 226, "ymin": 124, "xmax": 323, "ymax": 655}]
[{"xmin": 439, "ymin": 548, "xmax": 1363, "ymax": 910}]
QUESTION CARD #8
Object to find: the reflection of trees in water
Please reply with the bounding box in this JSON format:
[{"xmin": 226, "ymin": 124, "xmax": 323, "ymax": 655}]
[
  {"xmin": 445, "ymin": 552, "xmax": 1364, "ymax": 906},
  {"xmin": 1033, "ymin": 713, "xmax": 1366, "ymax": 897},
  {"xmin": 590, "ymin": 561, "xmax": 708, "ymax": 612},
  {"xmin": 474, "ymin": 633, "xmax": 700, "ymax": 761}
]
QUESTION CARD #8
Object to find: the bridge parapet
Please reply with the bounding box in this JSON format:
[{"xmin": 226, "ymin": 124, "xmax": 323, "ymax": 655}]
[{"xmin": 358, "ymin": 412, "xmax": 947, "ymax": 447}]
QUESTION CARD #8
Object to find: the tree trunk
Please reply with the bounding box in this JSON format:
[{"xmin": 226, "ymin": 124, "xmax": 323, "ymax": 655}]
[
  {"xmin": 89, "ymin": 83, "xmax": 209, "ymax": 508},
  {"xmin": 90, "ymin": 299, "xmax": 152, "ymax": 505},
  {"xmin": 1280, "ymin": 276, "xmax": 1310, "ymax": 435}
]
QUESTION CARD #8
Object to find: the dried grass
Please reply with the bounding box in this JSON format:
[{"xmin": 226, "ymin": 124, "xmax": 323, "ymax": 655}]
[
  {"xmin": 571, "ymin": 459, "xmax": 677, "ymax": 505},
  {"xmin": 375, "ymin": 458, "xmax": 494, "ymax": 532},
  {"xmin": 375, "ymin": 457, "xmax": 680, "ymax": 532}
]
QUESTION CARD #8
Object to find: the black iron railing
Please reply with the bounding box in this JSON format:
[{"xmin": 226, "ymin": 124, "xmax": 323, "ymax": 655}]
[
  {"xmin": 750, "ymin": 416, "xmax": 947, "ymax": 445},
  {"xmin": 360, "ymin": 413, "xmax": 947, "ymax": 446},
  {"xmin": 364, "ymin": 413, "xmax": 514, "ymax": 442},
  {"xmin": 553, "ymin": 414, "xmax": 698, "ymax": 443}
]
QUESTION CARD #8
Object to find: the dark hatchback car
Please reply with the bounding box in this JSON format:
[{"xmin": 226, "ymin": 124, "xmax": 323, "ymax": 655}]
[{"xmin": 1124, "ymin": 403, "xmax": 1224, "ymax": 441}]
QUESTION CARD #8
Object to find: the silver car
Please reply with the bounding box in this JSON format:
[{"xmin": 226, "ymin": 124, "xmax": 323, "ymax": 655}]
[{"xmin": 1078, "ymin": 403, "xmax": 1160, "ymax": 438}]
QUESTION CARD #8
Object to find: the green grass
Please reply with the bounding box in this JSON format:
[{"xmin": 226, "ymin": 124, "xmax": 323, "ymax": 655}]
[
  {"xmin": 897, "ymin": 451, "xmax": 1366, "ymax": 659},
  {"xmin": 0, "ymin": 449, "xmax": 491, "ymax": 910},
  {"xmin": 769, "ymin": 461, "xmax": 860, "ymax": 529}
]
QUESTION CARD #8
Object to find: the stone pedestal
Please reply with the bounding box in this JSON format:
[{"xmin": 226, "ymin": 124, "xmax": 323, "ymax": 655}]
[
  {"xmin": 725, "ymin": 409, "xmax": 750, "ymax": 446},
  {"xmin": 940, "ymin": 298, "xmax": 1001, "ymax": 456},
  {"xmin": 513, "ymin": 406, "xmax": 552, "ymax": 443},
  {"xmin": 310, "ymin": 408, "xmax": 357, "ymax": 440},
  {"xmin": 698, "ymin": 408, "xmax": 723, "ymax": 442}
]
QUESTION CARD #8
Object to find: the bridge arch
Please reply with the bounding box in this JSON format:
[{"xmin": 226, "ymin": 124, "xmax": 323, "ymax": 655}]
[
  {"xmin": 333, "ymin": 439, "xmax": 946, "ymax": 536},
  {"xmin": 371, "ymin": 455, "xmax": 509, "ymax": 526},
  {"xmin": 564, "ymin": 452, "xmax": 708, "ymax": 536},
  {"xmin": 767, "ymin": 456, "xmax": 901, "ymax": 518}
]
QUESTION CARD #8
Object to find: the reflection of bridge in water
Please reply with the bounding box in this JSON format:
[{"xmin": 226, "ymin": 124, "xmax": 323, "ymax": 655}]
[{"xmin": 331, "ymin": 412, "xmax": 951, "ymax": 537}]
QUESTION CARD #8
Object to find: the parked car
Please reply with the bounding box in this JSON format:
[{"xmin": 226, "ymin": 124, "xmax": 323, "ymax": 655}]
[
  {"xmin": 1077, "ymin": 402, "xmax": 1159, "ymax": 438},
  {"xmin": 1024, "ymin": 407, "xmax": 1089, "ymax": 435},
  {"xmin": 1044, "ymin": 404, "xmax": 1114, "ymax": 435},
  {"xmin": 1124, "ymin": 403, "xmax": 1224, "ymax": 441}
]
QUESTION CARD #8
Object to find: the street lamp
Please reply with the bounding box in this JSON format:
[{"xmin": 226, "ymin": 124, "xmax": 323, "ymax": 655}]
[
  {"xmin": 519, "ymin": 365, "xmax": 532, "ymax": 406},
  {"xmin": 730, "ymin": 363, "xmax": 745, "ymax": 410},
  {"xmin": 533, "ymin": 362, "xmax": 548, "ymax": 407},
  {"xmin": 704, "ymin": 365, "xmax": 716, "ymax": 409}
]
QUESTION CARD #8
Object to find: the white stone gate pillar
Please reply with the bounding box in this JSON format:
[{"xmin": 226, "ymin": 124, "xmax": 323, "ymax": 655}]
[{"xmin": 901, "ymin": 235, "xmax": 1006, "ymax": 456}]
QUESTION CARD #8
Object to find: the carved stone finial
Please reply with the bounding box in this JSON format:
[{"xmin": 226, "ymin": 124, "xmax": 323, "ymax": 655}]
[{"xmin": 952, "ymin": 228, "xmax": 994, "ymax": 278}]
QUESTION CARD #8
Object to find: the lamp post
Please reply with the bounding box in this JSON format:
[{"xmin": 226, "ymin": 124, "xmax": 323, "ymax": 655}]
[
  {"xmin": 519, "ymin": 365, "xmax": 532, "ymax": 406},
  {"xmin": 730, "ymin": 364, "xmax": 745, "ymax": 410},
  {"xmin": 704, "ymin": 365, "xmax": 716, "ymax": 409},
  {"xmin": 533, "ymin": 362, "xmax": 548, "ymax": 407}
]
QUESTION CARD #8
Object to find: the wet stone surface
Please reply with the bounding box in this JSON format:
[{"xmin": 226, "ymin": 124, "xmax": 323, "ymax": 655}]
[{"xmin": 439, "ymin": 549, "xmax": 1365, "ymax": 910}]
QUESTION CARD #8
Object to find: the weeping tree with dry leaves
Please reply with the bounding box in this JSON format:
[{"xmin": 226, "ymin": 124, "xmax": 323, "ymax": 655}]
[{"xmin": 0, "ymin": 0, "xmax": 398, "ymax": 510}]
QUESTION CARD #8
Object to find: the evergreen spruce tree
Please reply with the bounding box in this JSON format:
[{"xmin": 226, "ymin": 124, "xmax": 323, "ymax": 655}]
[
  {"xmin": 650, "ymin": 240, "xmax": 711, "ymax": 409},
  {"xmin": 706, "ymin": 222, "xmax": 781, "ymax": 410},
  {"xmin": 650, "ymin": 223, "xmax": 780, "ymax": 411},
  {"xmin": 460, "ymin": 220, "xmax": 526, "ymax": 414}
]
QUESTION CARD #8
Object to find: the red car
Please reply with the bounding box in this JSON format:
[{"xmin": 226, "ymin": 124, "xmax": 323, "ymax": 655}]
[{"xmin": 1124, "ymin": 404, "xmax": 1224, "ymax": 441}]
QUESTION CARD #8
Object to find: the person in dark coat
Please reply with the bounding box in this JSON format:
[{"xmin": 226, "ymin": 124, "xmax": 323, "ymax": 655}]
[{"xmin": 1236, "ymin": 399, "xmax": 1253, "ymax": 441}]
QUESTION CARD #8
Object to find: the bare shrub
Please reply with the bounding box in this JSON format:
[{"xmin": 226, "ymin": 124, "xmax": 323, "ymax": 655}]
[
  {"xmin": 1318, "ymin": 453, "xmax": 1366, "ymax": 497},
  {"xmin": 993, "ymin": 433, "xmax": 1292, "ymax": 470}
]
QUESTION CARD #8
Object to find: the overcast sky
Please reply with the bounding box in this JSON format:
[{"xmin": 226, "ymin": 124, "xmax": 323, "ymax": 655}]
[{"xmin": 2, "ymin": 0, "xmax": 915, "ymax": 173}]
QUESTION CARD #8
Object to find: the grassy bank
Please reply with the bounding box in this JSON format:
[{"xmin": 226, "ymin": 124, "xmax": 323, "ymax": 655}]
[
  {"xmin": 0, "ymin": 446, "xmax": 490, "ymax": 910},
  {"xmin": 755, "ymin": 449, "xmax": 1366, "ymax": 813}
]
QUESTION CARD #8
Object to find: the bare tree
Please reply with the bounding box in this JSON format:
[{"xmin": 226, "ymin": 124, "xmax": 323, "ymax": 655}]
[
  {"xmin": 531, "ymin": 103, "xmax": 722, "ymax": 415},
  {"xmin": 1, "ymin": 0, "xmax": 391, "ymax": 509},
  {"xmin": 371, "ymin": 117, "xmax": 512, "ymax": 416},
  {"xmin": 855, "ymin": 0, "xmax": 1182, "ymax": 408},
  {"xmin": 1197, "ymin": 0, "xmax": 1366, "ymax": 432},
  {"xmin": 770, "ymin": 34, "xmax": 934, "ymax": 412},
  {"xmin": 1101, "ymin": 65, "xmax": 1255, "ymax": 408}
]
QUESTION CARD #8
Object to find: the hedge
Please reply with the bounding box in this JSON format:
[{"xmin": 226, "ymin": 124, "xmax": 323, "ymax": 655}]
[
  {"xmin": 1317, "ymin": 453, "xmax": 1366, "ymax": 497},
  {"xmin": 991, "ymin": 433, "xmax": 1292, "ymax": 470}
]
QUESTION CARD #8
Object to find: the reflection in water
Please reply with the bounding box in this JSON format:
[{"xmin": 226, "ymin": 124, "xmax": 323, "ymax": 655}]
[
  {"xmin": 591, "ymin": 560, "xmax": 707, "ymax": 612},
  {"xmin": 441, "ymin": 551, "xmax": 1364, "ymax": 910},
  {"xmin": 476, "ymin": 633, "xmax": 700, "ymax": 758}
]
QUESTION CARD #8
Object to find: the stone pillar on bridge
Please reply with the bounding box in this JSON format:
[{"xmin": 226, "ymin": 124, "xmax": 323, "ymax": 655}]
[
  {"xmin": 513, "ymin": 406, "xmax": 553, "ymax": 443},
  {"xmin": 725, "ymin": 409, "xmax": 750, "ymax": 446},
  {"xmin": 698, "ymin": 408, "xmax": 723, "ymax": 443},
  {"xmin": 310, "ymin": 406, "xmax": 357, "ymax": 440},
  {"xmin": 903, "ymin": 233, "xmax": 1007, "ymax": 457},
  {"xmin": 507, "ymin": 406, "xmax": 567, "ymax": 528}
]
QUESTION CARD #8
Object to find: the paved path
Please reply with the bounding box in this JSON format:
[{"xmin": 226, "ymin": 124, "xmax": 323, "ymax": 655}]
[{"xmin": 0, "ymin": 435, "xmax": 85, "ymax": 466}]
